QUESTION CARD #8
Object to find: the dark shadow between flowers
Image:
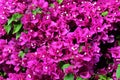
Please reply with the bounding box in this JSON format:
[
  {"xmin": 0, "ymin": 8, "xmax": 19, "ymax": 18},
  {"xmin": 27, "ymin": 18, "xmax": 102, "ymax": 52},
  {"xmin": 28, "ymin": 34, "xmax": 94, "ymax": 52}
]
[
  {"xmin": 111, "ymin": 22, "xmax": 120, "ymax": 40},
  {"xmin": 91, "ymin": 32, "xmax": 114, "ymax": 75},
  {"xmin": 92, "ymin": 21, "xmax": 120, "ymax": 78},
  {"xmin": 0, "ymin": 69, "xmax": 8, "ymax": 78},
  {"xmin": 42, "ymin": 75, "xmax": 52, "ymax": 80},
  {"xmin": 0, "ymin": 64, "xmax": 16, "ymax": 79},
  {"xmin": 72, "ymin": 38, "xmax": 77, "ymax": 44},
  {"xmin": 67, "ymin": 20, "xmax": 78, "ymax": 32},
  {"xmin": 94, "ymin": 39, "xmax": 114, "ymax": 69}
]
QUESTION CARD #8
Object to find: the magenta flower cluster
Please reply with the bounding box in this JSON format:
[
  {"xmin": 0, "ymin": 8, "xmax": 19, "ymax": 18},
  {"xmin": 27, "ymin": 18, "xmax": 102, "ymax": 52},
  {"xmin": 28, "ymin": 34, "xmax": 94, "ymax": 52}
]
[{"xmin": 0, "ymin": 0, "xmax": 120, "ymax": 80}]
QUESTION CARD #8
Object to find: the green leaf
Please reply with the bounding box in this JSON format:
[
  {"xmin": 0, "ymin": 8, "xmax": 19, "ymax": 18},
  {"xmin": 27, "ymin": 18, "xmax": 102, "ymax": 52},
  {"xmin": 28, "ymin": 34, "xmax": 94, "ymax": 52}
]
[
  {"xmin": 16, "ymin": 32, "xmax": 21, "ymax": 39},
  {"xmin": 98, "ymin": 75, "xmax": 107, "ymax": 80},
  {"xmin": 12, "ymin": 13, "xmax": 22, "ymax": 22},
  {"xmin": 4, "ymin": 24, "xmax": 12, "ymax": 34},
  {"xmin": 5, "ymin": 13, "xmax": 23, "ymax": 36},
  {"xmin": 118, "ymin": 40, "xmax": 120, "ymax": 45},
  {"xmin": 0, "ymin": 72, "xmax": 6, "ymax": 77},
  {"xmin": 22, "ymin": 68, "xmax": 25, "ymax": 71},
  {"xmin": 23, "ymin": 30, "xmax": 28, "ymax": 33},
  {"xmin": 64, "ymin": 73, "xmax": 74, "ymax": 80},
  {"xmin": 50, "ymin": 3, "xmax": 54, "ymax": 8},
  {"xmin": 101, "ymin": 11, "xmax": 108, "ymax": 17},
  {"xmin": 116, "ymin": 64, "xmax": 120, "ymax": 79},
  {"xmin": 76, "ymin": 77, "xmax": 83, "ymax": 80},
  {"xmin": 18, "ymin": 51, "xmax": 25, "ymax": 58},
  {"xmin": 79, "ymin": 46, "xmax": 82, "ymax": 53},
  {"xmin": 57, "ymin": 0, "xmax": 63, "ymax": 4},
  {"xmin": 7, "ymin": 13, "xmax": 22, "ymax": 25},
  {"xmin": 62, "ymin": 63, "xmax": 70, "ymax": 70},
  {"xmin": 107, "ymin": 77, "xmax": 113, "ymax": 80},
  {"xmin": 8, "ymin": 18, "xmax": 13, "ymax": 25},
  {"xmin": 13, "ymin": 22, "xmax": 22, "ymax": 34},
  {"xmin": 98, "ymin": 75, "xmax": 113, "ymax": 80},
  {"xmin": 32, "ymin": 8, "xmax": 42, "ymax": 15}
]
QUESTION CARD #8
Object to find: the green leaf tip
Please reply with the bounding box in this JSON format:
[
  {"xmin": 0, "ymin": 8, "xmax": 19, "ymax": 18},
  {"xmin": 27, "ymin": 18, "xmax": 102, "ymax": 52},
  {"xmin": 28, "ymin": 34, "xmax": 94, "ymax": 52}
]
[
  {"xmin": 19, "ymin": 51, "xmax": 25, "ymax": 58},
  {"xmin": 32, "ymin": 8, "xmax": 42, "ymax": 15},
  {"xmin": 0, "ymin": 72, "xmax": 6, "ymax": 77},
  {"xmin": 50, "ymin": 3, "xmax": 54, "ymax": 8},
  {"xmin": 16, "ymin": 32, "xmax": 21, "ymax": 39},
  {"xmin": 116, "ymin": 64, "xmax": 120, "ymax": 79},
  {"xmin": 98, "ymin": 75, "xmax": 112, "ymax": 80},
  {"xmin": 79, "ymin": 46, "xmax": 82, "ymax": 53},
  {"xmin": 13, "ymin": 22, "xmax": 22, "ymax": 34},
  {"xmin": 62, "ymin": 63, "xmax": 70, "ymax": 70},
  {"xmin": 101, "ymin": 11, "xmax": 108, "ymax": 17},
  {"xmin": 76, "ymin": 77, "xmax": 83, "ymax": 80},
  {"xmin": 4, "ymin": 24, "xmax": 12, "ymax": 34},
  {"xmin": 12, "ymin": 13, "xmax": 22, "ymax": 21},
  {"xmin": 64, "ymin": 73, "xmax": 74, "ymax": 80},
  {"xmin": 57, "ymin": 0, "xmax": 63, "ymax": 4}
]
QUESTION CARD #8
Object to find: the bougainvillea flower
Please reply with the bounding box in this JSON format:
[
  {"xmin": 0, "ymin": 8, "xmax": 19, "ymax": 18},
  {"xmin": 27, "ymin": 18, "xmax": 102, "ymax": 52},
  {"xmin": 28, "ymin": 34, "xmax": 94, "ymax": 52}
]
[{"xmin": 0, "ymin": 0, "xmax": 120, "ymax": 80}]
